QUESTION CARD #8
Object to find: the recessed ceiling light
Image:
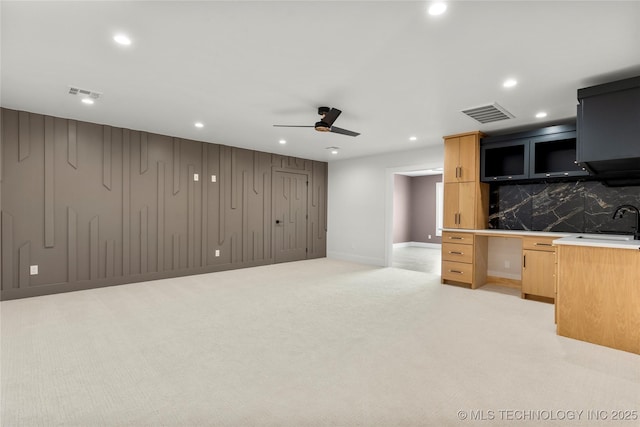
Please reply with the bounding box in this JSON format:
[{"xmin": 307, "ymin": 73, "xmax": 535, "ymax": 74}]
[
  {"xmin": 194, "ymin": 122, "xmax": 204, "ymax": 128},
  {"xmin": 279, "ymin": 139, "xmax": 286, "ymax": 145},
  {"xmin": 331, "ymin": 150, "xmax": 339, "ymax": 155},
  {"xmin": 428, "ymin": 2, "xmax": 447, "ymax": 16},
  {"xmin": 409, "ymin": 136, "xmax": 417, "ymax": 141},
  {"xmin": 503, "ymin": 78, "xmax": 518, "ymax": 88},
  {"xmin": 81, "ymin": 98, "xmax": 94, "ymax": 105},
  {"xmin": 536, "ymin": 112, "xmax": 548, "ymax": 118},
  {"xmin": 113, "ymin": 34, "xmax": 132, "ymax": 46}
]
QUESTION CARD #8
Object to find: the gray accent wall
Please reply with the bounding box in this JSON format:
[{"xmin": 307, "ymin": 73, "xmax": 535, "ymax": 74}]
[
  {"xmin": 393, "ymin": 174, "xmax": 411, "ymax": 243},
  {"xmin": 393, "ymin": 174, "xmax": 442, "ymax": 245},
  {"xmin": 410, "ymin": 175, "xmax": 442, "ymax": 244},
  {"xmin": 0, "ymin": 108, "xmax": 327, "ymax": 300}
]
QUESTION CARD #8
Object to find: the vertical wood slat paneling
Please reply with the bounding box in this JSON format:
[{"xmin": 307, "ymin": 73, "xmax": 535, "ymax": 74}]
[
  {"xmin": 18, "ymin": 111, "xmax": 30, "ymax": 161},
  {"xmin": 90, "ymin": 216, "xmax": 99, "ymax": 280},
  {"xmin": 105, "ymin": 240, "xmax": 115, "ymax": 278},
  {"xmin": 2, "ymin": 212, "xmax": 14, "ymax": 289},
  {"xmin": 201, "ymin": 144, "xmax": 208, "ymax": 267},
  {"xmin": 18, "ymin": 242, "xmax": 30, "ymax": 288},
  {"xmin": 140, "ymin": 132, "xmax": 148, "ymax": 174},
  {"xmin": 242, "ymin": 170, "xmax": 249, "ymax": 262},
  {"xmin": 44, "ymin": 116, "xmax": 55, "ymax": 248},
  {"xmin": 173, "ymin": 138, "xmax": 180, "ymax": 194},
  {"xmin": 68, "ymin": 207, "xmax": 77, "ymax": 282},
  {"xmin": 103, "ymin": 126, "xmax": 112, "ymax": 190},
  {"xmin": 172, "ymin": 233, "xmax": 180, "ymax": 270},
  {"xmin": 122, "ymin": 130, "xmax": 130, "ymax": 276},
  {"xmin": 218, "ymin": 147, "xmax": 226, "ymax": 245},
  {"xmin": 187, "ymin": 165, "xmax": 195, "ymax": 268},
  {"xmin": 140, "ymin": 206, "xmax": 148, "ymax": 274},
  {"xmin": 263, "ymin": 174, "xmax": 270, "ymax": 260},
  {"xmin": 68, "ymin": 120, "xmax": 77, "ymax": 168},
  {"xmin": 252, "ymin": 152, "xmax": 260, "ymax": 195},
  {"xmin": 231, "ymin": 149, "xmax": 238, "ymax": 209},
  {"xmin": 157, "ymin": 161, "xmax": 165, "ymax": 272}
]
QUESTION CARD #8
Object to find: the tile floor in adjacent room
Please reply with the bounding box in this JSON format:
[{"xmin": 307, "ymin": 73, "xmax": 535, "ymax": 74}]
[{"xmin": 391, "ymin": 245, "xmax": 441, "ymax": 275}]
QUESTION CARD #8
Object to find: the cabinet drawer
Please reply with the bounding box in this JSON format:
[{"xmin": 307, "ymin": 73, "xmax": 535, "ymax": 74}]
[
  {"xmin": 442, "ymin": 231, "xmax": 474, "ymax": 245},
  {"xmin": 442, "ymin": 243, "xmax": 473, "ymax": 263},
  {"xmin": 522, "ymin": 236, "xmax": 556, "ymax": 252},
  {"xmin": 442, "ymin": 261, "xmax": 473, "ymax": 284}
]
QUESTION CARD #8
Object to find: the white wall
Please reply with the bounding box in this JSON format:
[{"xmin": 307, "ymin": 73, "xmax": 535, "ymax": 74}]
[{"xmin": 327, "ymin": 145, "xmax": 444, "ymax": 266}]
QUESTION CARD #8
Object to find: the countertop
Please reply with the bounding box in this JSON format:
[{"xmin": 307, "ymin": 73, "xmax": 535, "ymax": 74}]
[{"xmin": 442, "ymin": 228, "xmax": 640, "ymax": 250}]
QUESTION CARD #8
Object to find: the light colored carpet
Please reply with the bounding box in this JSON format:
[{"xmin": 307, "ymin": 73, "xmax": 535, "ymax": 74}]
[{"xmin": 1, "ymin": 258, "xmax": 638, "ymax": 426}]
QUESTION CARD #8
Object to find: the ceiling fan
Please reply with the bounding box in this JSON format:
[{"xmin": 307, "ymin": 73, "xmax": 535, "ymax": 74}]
[{"xmin": 274, "ymin": 107, "xmax": 360, "ymax": 137}]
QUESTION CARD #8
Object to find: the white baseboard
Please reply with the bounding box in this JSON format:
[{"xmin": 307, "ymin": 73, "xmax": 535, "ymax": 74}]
[
  {"xmin": 393, "ymin": 242, "xmax": 441, "ymax": 249},
  {"xmin": 327, "ymin": 251, "xmax": 385, "ymax": 267}
]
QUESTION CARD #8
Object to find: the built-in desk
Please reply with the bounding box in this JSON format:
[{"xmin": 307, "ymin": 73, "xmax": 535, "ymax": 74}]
[{"xmin": 441, "ymin": 229, "xmax": 571, "ymax": 302}]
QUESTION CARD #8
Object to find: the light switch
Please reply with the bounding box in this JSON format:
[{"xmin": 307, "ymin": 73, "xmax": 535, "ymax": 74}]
[
  {"xmin": 30, "ymin": 265, "xmax": 38, "ymax": 275},
  {"xmin": 211, "ymin": 175, "xmax": 217, "ymax": 183},
  {"xmin": 215, "ymin": 249, "xmax": 220, "ymax": 257},
  {"xmin": 194, "ymin": 173, "xmax": 199, "ymax": 181}
]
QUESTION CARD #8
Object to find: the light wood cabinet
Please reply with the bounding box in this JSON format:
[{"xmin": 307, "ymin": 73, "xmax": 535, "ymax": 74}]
[
  {"xmin": 521, "ymin": 236, "xmax": 556, "ymax": 300},
  {"xmin": 444, "ymin": 133, "xmax": 479, "ymax": 183},
  {"xmin": 556, "ymin": 245, "xmax": 640, "ymax": 354},
  {"xmin": 442, "ymin": 132, "xmax": 489, "ymax": 230},
  {"xmin": 441, "ymin": 231, "xmax": 487, "ymax": 289}
]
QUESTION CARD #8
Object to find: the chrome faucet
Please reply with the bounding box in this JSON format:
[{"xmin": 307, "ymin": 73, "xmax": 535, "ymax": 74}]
[{"xmin": 612, "ymin": 204, "xmax": 640, "ymax": 240}]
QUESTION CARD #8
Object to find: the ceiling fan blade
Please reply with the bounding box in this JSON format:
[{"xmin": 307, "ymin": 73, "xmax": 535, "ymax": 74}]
[
  {"xmin": 322, "ymin": 108, "xmax": 342, "ymax": 126},
  {"xmin": 330, "ymin": 126, "xmax": 360, "ymax": 137},
  {"xmin": 273, "ymin": 125, "xmax": 315, "ymax": 128}
]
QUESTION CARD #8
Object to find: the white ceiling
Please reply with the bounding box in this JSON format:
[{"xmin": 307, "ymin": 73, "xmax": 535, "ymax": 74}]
[{"xmin": 2, "ymin": 1, "xmax": 639, "ymax": 163}]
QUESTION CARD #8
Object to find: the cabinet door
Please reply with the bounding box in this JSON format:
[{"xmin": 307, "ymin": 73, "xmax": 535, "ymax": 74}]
[
  {"xmin": 522, "ymin": 250, "xmax": 555, "ymax": 299},
  {"xmin": 457, "ymin": 182, "xmax": 477, "ymax": 229},
  {"xmin": 443, "ymin": 182, "xmax": 460, "ymax": 228},
  {"xmin": 443, "ymin": 137, "xmax": 460, "ymax": 183},
  {"xmin": 458, "ymin": 134, "xmax": 478, "ymax": 182}
]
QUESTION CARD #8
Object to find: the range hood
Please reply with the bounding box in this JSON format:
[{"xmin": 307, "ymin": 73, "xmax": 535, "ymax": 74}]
[{"xmin": 576, "ymin": 76, "xmax": 640, "ymax": 186}]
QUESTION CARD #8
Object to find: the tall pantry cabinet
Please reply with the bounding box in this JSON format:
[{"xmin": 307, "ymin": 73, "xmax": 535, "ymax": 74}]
[{"xmin": 442, "ymin": 131, "xmax": 489, "ymax": 229}]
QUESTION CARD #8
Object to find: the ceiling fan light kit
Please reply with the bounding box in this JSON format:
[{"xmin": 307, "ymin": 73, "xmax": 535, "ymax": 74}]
[{"xmin": 274, "ymin": 106, "xmax": 360, "ymax": 137}]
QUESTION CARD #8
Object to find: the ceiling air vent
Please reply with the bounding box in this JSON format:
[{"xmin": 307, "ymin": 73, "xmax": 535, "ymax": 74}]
[
  {"xmin": 461, "ymin": 102, "xmax": 514, "ymax": 124},
  {"xmin": 68, "ymin": 86, "xmax": 102, "ymax": 99}
]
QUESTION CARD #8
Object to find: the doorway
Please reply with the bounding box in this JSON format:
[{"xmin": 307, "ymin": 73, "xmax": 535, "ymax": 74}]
[
  {"xmin": 272, "ymin": 171, "xmax": 308, "ymax": 263},
  {"xmin": 391, "ymin": 171, "xmax": 443, "ymax": 274}
]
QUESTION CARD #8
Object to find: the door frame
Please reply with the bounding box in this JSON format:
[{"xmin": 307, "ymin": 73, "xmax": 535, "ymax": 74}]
[{"xmin": 384, "ymin": 163, "xmax": 443, "ymax": 267}]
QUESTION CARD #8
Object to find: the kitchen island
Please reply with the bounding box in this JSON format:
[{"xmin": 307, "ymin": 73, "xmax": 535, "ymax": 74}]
[{"xmin": 555, "ymin": 235, "xmax": 640, "ymax": 354}]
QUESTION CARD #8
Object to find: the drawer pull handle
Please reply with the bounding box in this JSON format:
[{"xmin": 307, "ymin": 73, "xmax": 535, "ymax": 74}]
[
  {"xmin": 448, "ymin": 251, "xmax": 464, "ymax": 255},
  {"xmin": 534, "ymin": 243, "xmax": 553, "ymax": 246},
  {"xmin": 449, "ymin": 269, "xmax": 464, "ymax": 274},
  {"xmin": 449, "ymin": 237, "xmax": 464, "ymax": 240}
]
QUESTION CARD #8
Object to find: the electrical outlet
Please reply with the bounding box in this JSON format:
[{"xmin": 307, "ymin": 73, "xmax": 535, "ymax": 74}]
[
  {"xmin": 428, "ymin": 234, "xmax": 432, "ymax": 239},
  {"xmin": 211, "ymin": 175, "xmax": 217, "ymax": 183},
  {"xmin": 504, "ymin": 260, "xmax": 510, "ymax": 269},
  {"xmin": 215, "ymin": 249, "xmax": 220, "ymax": 257},
  {"xmin": 193, "ymin": 173, "xmax": 199, "ymax": 181},
  {"xmin": 30, "ymin": 265, "xmax": 38, "ymax": 275}
]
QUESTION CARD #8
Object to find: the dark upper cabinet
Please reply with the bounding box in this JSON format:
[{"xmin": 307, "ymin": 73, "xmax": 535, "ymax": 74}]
[
  {"xmin": 577, "ymin": 76, "xmax": 640, "ymax": 186},
  {"xmin": 481, "ymin": 139, "xmax": 529, "ymax": 181},
  {"xmin": 481, "ymin": 124, "xmax": 588, "ymax": 183},
  {"xmin": 529, "ymin": 130, "xmax": 587, "ymax": 179}
]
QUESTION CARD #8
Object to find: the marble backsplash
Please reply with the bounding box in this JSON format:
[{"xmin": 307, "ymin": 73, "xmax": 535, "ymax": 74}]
[{"xmin": 488, "ymin": 181, "xmax": 640, "ymax": 234}]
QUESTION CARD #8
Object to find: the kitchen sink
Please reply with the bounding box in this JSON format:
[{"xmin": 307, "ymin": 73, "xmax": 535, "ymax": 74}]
[{"xmin": 575, "ymin": 235, "xmax": 633, "ymax": 241}]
